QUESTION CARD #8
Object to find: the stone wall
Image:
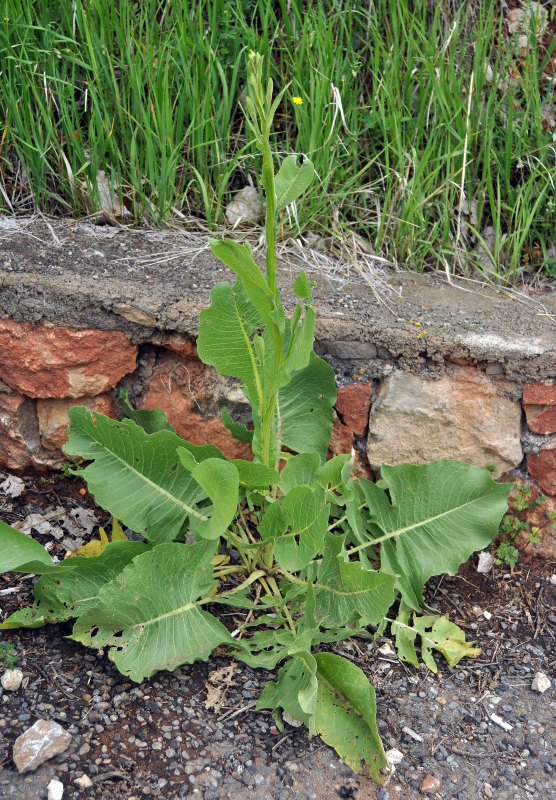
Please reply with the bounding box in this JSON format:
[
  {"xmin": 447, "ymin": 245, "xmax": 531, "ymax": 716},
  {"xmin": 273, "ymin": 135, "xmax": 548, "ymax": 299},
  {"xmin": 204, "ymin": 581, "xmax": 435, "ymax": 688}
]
[
  {"xmin": 0, "ymin": 317, "xmax": 555, "ymax": 557},
  {"xmin": 0, "ymin": 218, "xmax": 555, "ymax": 557}
]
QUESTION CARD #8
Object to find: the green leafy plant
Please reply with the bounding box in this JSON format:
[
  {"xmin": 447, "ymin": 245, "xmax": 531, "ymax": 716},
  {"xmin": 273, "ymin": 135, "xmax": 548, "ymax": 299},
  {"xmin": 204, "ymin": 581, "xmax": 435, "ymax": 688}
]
[
  {"xmin": 495, "ymin": 484, "xmax": 554, "ymax": 566},
  {"xmin": 0, "ymin": 642, "xmax": 19, "ymax": 670},
  {"xmin": 0, "ymin": 53, "xmax": 513, "ymax": 781}
]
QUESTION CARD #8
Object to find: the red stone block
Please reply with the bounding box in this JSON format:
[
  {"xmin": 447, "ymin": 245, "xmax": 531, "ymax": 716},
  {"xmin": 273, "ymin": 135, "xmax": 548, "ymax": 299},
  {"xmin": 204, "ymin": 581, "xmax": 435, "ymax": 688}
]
[
  {"xmin": 37, "ymin": 394, "xmax": 117, "ymax": 451},
  {"xmin": 0, "ymin": 319, "xmax": 137, "ymax": 399},
  {"xmin": 527, "ymin": 449, "xmax": 556, "ymax": 496},
  {"xmin": 0, "ymin": 392, "xmax": 38, "ymax": 470},
  {"xmin": 335, "ymin": 381, "xmax": 372, "ymax": 437},
  {"xmin": 524, "ymin": 404, "xmax": 556, "ymax": 435},
  {"xmin": 139, "ymin": 351, "xmax": 252, "ymax": 460},
  {"xmin": 163, "ymin": 334, "xmax": 197, "ymax": 359},
  {"xmin": 522, "ymin": 380, "xmax": 556, "ymax": 405}
]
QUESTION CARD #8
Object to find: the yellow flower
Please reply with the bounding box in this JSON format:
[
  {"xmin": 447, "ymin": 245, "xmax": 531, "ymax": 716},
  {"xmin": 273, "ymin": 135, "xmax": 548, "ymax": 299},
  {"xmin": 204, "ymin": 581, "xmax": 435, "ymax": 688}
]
[{"xmin": 292, "ymin": 96, "xmax": 303, "ymax": 105}]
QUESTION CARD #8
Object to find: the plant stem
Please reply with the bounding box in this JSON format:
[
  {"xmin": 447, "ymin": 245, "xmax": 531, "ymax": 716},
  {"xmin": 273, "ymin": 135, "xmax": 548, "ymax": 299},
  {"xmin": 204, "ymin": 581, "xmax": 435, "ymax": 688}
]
[
  {"xmin": 260, "ymin": 138, "xmax": 277, "ymax": 296},
  {"xmin": 266, "ymin": 575, "xmax": 296, "ymax": 633},
  {"xmin": 210, "ymin": 570, "xmax": 267, "ymax": 604}
]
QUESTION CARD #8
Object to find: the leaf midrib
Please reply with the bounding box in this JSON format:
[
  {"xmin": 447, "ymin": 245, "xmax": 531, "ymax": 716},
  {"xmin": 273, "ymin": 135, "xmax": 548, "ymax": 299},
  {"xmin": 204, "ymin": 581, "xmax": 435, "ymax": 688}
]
[{"xmin": 85, "ymin": 425, "xmax": 207, "ymax": 522}]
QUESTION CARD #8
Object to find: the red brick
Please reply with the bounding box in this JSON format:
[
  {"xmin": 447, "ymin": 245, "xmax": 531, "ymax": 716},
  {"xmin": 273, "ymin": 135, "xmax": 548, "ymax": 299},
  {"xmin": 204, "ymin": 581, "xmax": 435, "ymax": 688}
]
[
  {"xmin": 0, "ymin": 319, "xmax": 137, "ymax": 399},
  {"xmin": 139, "ymin": 351, "xmax": 252, "ymax": 460},
  {"xmin": 527, "ymin": 449, "xmax": 556, "ymax": 497},
  {"xmin": 163, "ymin": 334, "xmax": 197, "ymax": 359},
  {"xmin": 524, "ymin": 404, "xmax": 556, "ymax": 435},
  {"xmin": 522, "ymin": 380, "xmax": 556, "ymax": 405},
  {"xmin": 335, "ymin": 381, "xmax": 372, "ymax": 437},
  {"xmin": 37, "ymin": 394, "xmax": 117, "ymax": 451}
]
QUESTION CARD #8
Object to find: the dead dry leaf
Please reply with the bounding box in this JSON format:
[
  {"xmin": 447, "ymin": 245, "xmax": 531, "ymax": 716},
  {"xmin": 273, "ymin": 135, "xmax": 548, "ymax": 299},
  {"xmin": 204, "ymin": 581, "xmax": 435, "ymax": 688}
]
[{"xmin": 204, "ymin": 663, "xmax": 236, "ymax": 713}]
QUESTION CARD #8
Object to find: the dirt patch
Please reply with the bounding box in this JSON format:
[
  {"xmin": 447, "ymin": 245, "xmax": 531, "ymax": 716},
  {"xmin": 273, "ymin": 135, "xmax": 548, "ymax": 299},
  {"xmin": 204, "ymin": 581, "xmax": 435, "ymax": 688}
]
[
  {"xmin": 0, "ymin": 469, "xmax": 554, "ymax": 800},
  {"xmin": 0, "ymin": 218, "xmax": 555, "ymax": 385}
]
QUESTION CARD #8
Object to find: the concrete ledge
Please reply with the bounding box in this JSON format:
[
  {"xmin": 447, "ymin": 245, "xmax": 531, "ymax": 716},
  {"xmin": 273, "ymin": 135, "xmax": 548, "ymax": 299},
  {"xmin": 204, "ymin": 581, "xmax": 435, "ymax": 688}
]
[{"xmin": 1, "ymin": 218, "xmax": 555, "ymax": 556}]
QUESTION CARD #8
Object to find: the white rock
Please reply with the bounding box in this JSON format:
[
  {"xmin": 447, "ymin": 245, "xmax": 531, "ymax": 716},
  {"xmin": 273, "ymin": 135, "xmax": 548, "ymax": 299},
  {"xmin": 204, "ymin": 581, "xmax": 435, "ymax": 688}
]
[
  {"xmin": 548, "ymin": 574, "xmax": 556, "ymax": 585},
  {"xmin": 47, "ymin": 779, "xmax": 64, "ymax": 800},
  {"xmin": 477, "ymin": 551, "xmax": 495, "ymax": 573},
  {"xmin": 385, "ymin": 748, "xmax": 404, "ymax": 766},
  {"xmin": 74, "ymin": 775, "xmax": 94, "ymax": 789},
  {"xmin": 1, "ymin": 669, "xmax": 23, "ymax": 691},
  {"xmin": 225, "ymin": 186, "xmax": 264, "ymax": 225},
  {"xmin": 531, "ymin": 671, "xmax": 551, "ymax": 694},
  {"xmin": 483, "ymin": 610, "xmax": 492, "ymax": 620},
  {"xmin": 377, "ymin": 642, "xmax": 396, "ymax": 657},
  {"xmin": 489, "ymin": 713, "xmax": 513, "ymax": 732},
  {"xmin": 12, "ymin": 719, "xmax": 72, "ymax": 773}
]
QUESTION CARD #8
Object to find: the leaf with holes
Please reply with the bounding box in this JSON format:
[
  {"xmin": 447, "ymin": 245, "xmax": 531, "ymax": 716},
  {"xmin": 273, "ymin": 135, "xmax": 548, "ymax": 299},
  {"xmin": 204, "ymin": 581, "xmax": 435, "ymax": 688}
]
[
  {"xmin": 0, "ymin": 540, "xmax": 147, "ymax": 630},
  {"xmin": 71, "ymin": 541, "xmax": 232, "ymax": 681},
  {"xmin": 392, "ymin": 603, "xmax": 480, "ymax": 672}
]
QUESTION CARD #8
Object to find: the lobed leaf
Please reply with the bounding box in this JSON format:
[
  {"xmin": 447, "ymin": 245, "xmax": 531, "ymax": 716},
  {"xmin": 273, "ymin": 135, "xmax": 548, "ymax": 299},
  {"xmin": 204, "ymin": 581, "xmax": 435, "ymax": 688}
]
[
  {"xmin": 0, "ymin": 541, "xmax": 147, "ymax": 630},
  {"xmin": 119, "ymin": 388, "xmax": 175, "ymax": 433},
  {"xmin": 358, "ymin": 461, "xmax": 512, "ymax": 609},
  {"xmin": 221, "ymin": 407, "xmax": 253, "ymax": 444},
  {"xmin": 314, "ymin": 535, "xmax": 396, "ymax": 626},
  {"xmin": 259, "ymin": 486, "xmax": 329, "ymax": 571},
  {"xmin": 392, "ymin": 604, "xmax": 480, "ymax": 672},
  {"xmin": 71, "ymin": 541, "xmax": 232, "ymax": 681}
]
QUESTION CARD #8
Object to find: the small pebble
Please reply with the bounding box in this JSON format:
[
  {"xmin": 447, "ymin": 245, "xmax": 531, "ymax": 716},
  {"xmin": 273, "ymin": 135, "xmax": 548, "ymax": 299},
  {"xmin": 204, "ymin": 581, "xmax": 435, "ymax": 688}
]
[
  {"xmin": 420, "ymin": 774, "xmax": 441, "ymax": 793},
  {"xmin": 385, "ymin": 749, "xmax": 404, "ymax": 766},
  {"xmin": 47, "ymin": 779, "xmax": 64, "ymax": 800},
  {"xmin": 1, "ymin": 669, "xmax": 23, "ymax": 691},
  {"xmin": 74, "ymin": 775, "xmax": 94, "ymax": 789},
  {"xmin": 531, "ymin": 672, "xmax": 551, "ymax": 694}
]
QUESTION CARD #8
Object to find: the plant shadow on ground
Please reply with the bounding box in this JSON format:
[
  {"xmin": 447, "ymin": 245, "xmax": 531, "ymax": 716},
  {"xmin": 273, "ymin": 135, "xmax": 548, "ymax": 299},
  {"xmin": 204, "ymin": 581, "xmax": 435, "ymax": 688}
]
[{"xmin": 0, "ymin": 469, "xmax": 554, "ymax": 800}]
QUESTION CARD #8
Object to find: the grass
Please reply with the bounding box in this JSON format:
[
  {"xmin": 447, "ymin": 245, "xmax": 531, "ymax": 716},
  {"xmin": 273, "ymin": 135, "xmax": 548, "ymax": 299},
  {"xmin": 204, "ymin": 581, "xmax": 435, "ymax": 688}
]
[{"xmin": 0, "ymin": 0, "xmax": 554, "ymax": 283}]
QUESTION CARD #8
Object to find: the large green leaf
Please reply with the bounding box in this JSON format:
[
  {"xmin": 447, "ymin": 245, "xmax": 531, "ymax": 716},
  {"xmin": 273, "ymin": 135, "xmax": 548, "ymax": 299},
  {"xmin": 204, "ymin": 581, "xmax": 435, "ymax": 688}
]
[
  {"xmin": 274, "ymin": 154, "xmax": 315, "ymax": 213},
  {"xmin": 314, "ymin": 535, "xmax": 396, "ymax": 625},
  {"xmin": 0, "ymin": 521, "xmax": 54, "ymax": 574},
  {"xmin": 71, "ymin": 541, "xmax": 232, "ymax": 681},
  {"xmin": 358, "ymin": 461, "xmax": 512, "ymax": 609},
  {"xmin": 0, "ymin": 541, "xmax": 147, "ymax": 630},
  {"xmin": 259, "ymin": 486, "xmax": 329, "ymax": 571},
  {"xmin": 196, "ymin": 280, "xmax": 265, "ymax": 399},
  {"xmin": 278, "ymin": 352, "xmax": 336, "ymax": 462},
  {"xmin": 63, "ymin": 408, "xmax": 217, "ymax": 544},
  {"xmin": 257, "ymin": 651, "xmax": 387, "ymax": 780},
  {"xmin": 313, "ymin": 653, "xmax": 387, "ymax": 780}
]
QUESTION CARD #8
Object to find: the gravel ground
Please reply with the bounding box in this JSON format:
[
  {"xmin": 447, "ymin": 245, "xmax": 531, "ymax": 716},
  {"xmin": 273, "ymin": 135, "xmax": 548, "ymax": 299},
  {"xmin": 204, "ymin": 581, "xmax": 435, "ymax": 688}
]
[{"xmin": 0, "ymin": 470, "xmax": 555, "ymax": 800}]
